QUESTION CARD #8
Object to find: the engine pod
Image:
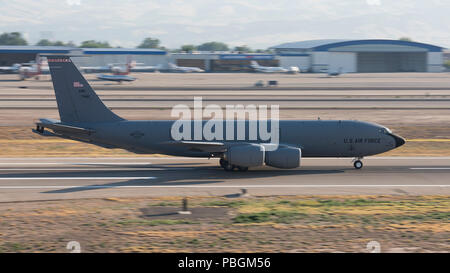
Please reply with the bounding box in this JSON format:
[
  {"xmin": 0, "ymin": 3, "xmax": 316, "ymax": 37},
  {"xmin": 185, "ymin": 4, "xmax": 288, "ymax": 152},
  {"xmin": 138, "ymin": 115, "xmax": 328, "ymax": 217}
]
[
  {"xmin": 265, "ymin": 147, "xmax": 302, "ymax": 169},
  {"xmin": 226, "ymin": 144, "xmax": 265, "ymax": 167}
]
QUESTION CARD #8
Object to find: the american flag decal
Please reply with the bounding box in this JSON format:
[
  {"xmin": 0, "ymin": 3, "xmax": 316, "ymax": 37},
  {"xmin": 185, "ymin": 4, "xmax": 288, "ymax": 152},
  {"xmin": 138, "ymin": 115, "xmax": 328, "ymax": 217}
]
[{"xmin": 73, "ymin": 81, "xmax": 84, "ymax": 88}]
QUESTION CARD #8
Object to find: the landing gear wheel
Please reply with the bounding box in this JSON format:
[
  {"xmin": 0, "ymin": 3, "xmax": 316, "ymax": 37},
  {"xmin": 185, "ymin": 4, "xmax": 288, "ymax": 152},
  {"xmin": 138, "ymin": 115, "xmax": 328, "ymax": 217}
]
[
  {"xmin": 354, "ymin": 160, "xmax": 363, "ymax": 169},
  {"xmin": 237, "ymin": 166, "xmax": 249, "ymax": 172},
  {"xmin": 224, "ymin": 163, "xmax": 234, "ymax": 171},
  {"xmin": 219, "ymin": 158, "xmax": 227, "ymax": 168},
  {"xmin": 36, "ymin": 125, "xmax": 44, "ymax": 134}
]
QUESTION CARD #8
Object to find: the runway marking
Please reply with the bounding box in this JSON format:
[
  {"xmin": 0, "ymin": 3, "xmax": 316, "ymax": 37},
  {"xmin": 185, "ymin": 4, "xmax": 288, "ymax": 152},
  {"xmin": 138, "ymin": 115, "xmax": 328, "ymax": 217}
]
[
  {"xmin": 0, "ymin": 162, "xmax": 152, "ymax": 165},
  {"xmin": 409, "ymin": 168, "xmax": 450, "ymax": 170},
  {"xmin": 407, "ymin": 139, "xmax": 450, "ymax": 142},
  {"xmin": 2, "ymin": 138, "xmax": 443, "ymax": 143},
  {"xmin": 0, "ymin": 168, "xmax": 194, "ymax": 171},
  {"xmin": 0, "ymin": 177, "xmax": 156, "ymax": 180},
  {"xmin": 1, "ymin": 156, "xmax": 450, "ymax": 161},
  {"xmin": 0, "ymin": 185, "xmax": 447, "ymax": 189},
  {"xmin": 0, "ymin": 157, "xmax": 201, "ymax": 160}
]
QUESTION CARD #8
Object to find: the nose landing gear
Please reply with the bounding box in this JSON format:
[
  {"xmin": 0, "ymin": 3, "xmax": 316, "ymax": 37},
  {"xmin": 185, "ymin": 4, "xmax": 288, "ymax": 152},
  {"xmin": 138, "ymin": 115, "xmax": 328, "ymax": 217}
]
[{"xmin": 353, "ymin": 158, "xmax": 363, "ymax": 169}]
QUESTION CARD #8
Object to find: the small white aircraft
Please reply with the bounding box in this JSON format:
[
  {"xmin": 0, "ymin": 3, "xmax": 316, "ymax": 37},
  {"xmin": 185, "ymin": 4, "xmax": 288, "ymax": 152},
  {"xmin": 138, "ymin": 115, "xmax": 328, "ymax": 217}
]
[
  {"xmin": 167, "ymin": 62, "xmax": 204, "ymax": 73},
  {"xmin": 250, "ymin": 61, "xmax": 299, "ymax": 74},
  {"xmin": 109, "ymin": 59, "xmax": 134, "ymax": 75},
  {"xmin": 18, "ymin": 55, "xmax": 49, "ymax": 80},
  {"xmin": 96, "ymin": 56, "xmax": 137, "ymax": 83},
  {"xmin": 81, "ymin": 58, "xmax": 132, "ymax": 74}
]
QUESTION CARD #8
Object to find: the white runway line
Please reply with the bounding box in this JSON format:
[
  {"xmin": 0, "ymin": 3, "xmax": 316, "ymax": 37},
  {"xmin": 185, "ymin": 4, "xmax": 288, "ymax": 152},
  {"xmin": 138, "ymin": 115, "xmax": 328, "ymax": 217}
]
[
  {"xmin": 0, "ymin": 156, "xmax": 449, "ymax": 159},
  {"xmin": 0, "ymin": 184, "xmax": 448, "ymax": 189},
  {"xmin": 0, "ymin": 168, "xmax": 149, "ymax": 171},
  {"xmin": 409, "ymin": 168, "xmax": 450, "ymax": 170},
  {"xmin": 0, "ymin": 157, "xmax": 207, "ymax": 160},
  {"xmin": 0, "ymin": 177, "xmax": 156, "ymax": 180},
  {"xmin": 0, "ymin": 162, "xmax": 152, "ymax": 165},
  {"xmin": 0, "ymin": 168, "xmax": 194, "ymax": 171}
]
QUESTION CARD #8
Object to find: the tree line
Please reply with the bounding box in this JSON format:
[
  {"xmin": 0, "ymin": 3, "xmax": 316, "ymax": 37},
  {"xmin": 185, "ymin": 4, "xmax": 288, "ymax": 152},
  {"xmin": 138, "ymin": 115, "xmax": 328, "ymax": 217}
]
[{"xmin": 0, "ymin": 32, "xmax": 267, "ymax": 53}]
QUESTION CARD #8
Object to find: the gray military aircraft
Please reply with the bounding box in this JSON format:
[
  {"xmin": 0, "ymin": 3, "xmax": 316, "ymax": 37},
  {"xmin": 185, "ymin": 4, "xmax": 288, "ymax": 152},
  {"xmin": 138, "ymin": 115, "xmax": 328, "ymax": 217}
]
[{"xmin": 34, "ymin": 56, "xmax": 405, "ymax": 171}]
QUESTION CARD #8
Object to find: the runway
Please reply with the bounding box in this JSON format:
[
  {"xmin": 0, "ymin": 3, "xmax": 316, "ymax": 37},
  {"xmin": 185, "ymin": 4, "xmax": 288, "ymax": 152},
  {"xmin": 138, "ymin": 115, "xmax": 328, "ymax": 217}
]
[
  {"xmin": 1, "ymin": 72, "xmax": 450, "ymax": 125},
  {"xmin": 1, "ymin": 98, "xmax": 449, "ymax": 109},
  {"xmin": 0, "ymin": 157, "xmax": 449, "ymax": 202}
]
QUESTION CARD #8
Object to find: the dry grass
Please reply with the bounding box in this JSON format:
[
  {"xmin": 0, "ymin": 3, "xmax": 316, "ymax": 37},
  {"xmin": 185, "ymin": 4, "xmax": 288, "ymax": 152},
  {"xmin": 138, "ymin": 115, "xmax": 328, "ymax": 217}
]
[{"xmin": 0, "ymin": 195, "xmax": 448, "ymax": 253}]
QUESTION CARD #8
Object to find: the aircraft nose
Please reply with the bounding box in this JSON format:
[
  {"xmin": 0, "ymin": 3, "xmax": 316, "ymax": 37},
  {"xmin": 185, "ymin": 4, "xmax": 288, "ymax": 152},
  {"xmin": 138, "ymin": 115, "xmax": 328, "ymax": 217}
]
[{"xmin": 390, "ymin": 133, "xmax": 406, "ymax": 148}]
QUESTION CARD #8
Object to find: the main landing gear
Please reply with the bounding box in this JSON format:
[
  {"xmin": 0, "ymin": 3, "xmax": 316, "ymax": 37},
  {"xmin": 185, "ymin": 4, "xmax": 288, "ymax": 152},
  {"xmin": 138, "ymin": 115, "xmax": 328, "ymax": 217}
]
[
  {"xmin": 219, "ymin": 158, "xmax": 248, "ymax": 172},
  {"xmin": 36, "ymin": 125, "xmax": 44, "ymax": 134},
  {"xmin": 353, "ymin": 158, "xmax": 363, "ymax": 169}
]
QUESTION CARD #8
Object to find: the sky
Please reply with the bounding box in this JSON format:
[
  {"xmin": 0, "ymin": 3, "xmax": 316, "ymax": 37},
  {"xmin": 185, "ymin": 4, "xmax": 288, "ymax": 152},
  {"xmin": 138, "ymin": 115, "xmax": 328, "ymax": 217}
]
[{"xmin": 0, "ymin": 0, "xmax": 449, "ymax": 49}]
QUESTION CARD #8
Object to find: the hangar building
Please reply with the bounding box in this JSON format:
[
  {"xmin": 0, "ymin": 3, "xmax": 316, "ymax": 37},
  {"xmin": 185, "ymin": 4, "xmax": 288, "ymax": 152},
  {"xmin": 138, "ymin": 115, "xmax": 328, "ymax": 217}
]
[
  {"xmin": 0, "ymin": 46, "xmax": 167, "ymax": 68},
  {"xmin": 271, "ymin": 39, "xmax": 444, "ymax": 73}
]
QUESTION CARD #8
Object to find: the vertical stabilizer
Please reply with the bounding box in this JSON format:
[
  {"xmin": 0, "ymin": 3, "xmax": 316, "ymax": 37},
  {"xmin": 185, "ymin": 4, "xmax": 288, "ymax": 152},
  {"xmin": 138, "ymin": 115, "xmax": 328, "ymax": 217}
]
[{"xmin": 47, "ymin": 56, "xmax": 124, "ymax": 123}]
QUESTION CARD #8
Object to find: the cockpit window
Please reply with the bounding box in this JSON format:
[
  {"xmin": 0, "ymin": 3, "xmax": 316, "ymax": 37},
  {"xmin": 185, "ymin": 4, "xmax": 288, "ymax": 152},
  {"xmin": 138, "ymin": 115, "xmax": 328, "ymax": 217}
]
[{"xmin": 379, "ymin": 128, "xmax": 392, "ymax": 134}]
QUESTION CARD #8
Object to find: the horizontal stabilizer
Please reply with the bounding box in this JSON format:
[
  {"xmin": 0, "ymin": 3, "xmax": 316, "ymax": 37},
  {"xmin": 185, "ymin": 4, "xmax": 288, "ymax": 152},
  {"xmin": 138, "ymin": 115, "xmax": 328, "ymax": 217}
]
[{"xmin": 36, "ymin": 119, "xmax": 95, "ymax": 136}]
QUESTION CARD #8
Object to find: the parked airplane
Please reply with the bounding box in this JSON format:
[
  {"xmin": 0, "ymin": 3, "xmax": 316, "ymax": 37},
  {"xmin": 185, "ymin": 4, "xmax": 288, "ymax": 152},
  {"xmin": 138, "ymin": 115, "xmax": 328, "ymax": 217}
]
[
  {"xmin": 0, "ymin": 63, "xmax": 21, "ymax": 74},
  {"xmin": 81, "ymin": 56, "xmax": 134, "ymax": 74},
  {"xmin": 250, "ymin": 61, "xmax": 299, "ymax": 73},
  {"xmin": 130, "ymin": 63, "xmax": 162, "ymax": 72},
  {"xmin": 34, "ymin": 56, "xmax": 405, "ymax": 171},
  {"xmin": 328, "ymin": 67, "xmax": 343, "ymax": 77},
  {"xmin": 167, "ymin": 62, "xmax": 204, "ymax": 73},
  {"xmin": 18, "ymin": 55, "xmax": 49, "ymax": 80},
  {"xmin": 96, "ymin": 56, "xmax": 136, "ymax": 82}
]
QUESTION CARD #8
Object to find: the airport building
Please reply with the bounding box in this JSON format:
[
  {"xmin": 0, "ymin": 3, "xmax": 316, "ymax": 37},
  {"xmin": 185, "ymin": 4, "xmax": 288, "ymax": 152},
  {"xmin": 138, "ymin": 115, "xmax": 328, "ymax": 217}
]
[
  {"xmin": 0, "ymin": 39, "xmax": 445, "ymax": 73},
  {"xmin": 443, "ymin": 49, "xmax": 450, "ymax": 61},
  {"xmin": 75, "ymin": 48, "xmax": 167, "ymax": 68},
  {"xmin": 0, "ymin": 46, "xmax": 167, "ymax": 68},
  {"xmin": 170, "ymin": 52, "xmax": 278, "ymax": 72},
  {"xmin": 271, "ymin": 39, "xmax": 444, "ymax": 73},
  {"xmin": 0, "ymin": 46, "xmax": 79, "ymax": 66}
]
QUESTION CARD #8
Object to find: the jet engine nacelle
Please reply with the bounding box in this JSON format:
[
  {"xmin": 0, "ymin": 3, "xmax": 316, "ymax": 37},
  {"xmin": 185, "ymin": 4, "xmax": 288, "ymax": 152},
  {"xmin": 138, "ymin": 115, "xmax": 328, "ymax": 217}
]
[
  {"xmin": 226, "ymin": 144, "xmax": 265, "ymax": 167},
  {"xmin": 265, "ymin": 147, "xmax": 302, "ymax": 169}
]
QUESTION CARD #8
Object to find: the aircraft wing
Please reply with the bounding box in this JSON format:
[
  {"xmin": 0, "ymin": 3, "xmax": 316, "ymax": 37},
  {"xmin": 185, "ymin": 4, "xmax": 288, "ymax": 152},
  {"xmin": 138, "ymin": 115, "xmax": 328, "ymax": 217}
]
[
  {"xmin": 163, "ymin": 140, "xmax": 226, "ymax": 153},
  {"xmin": 131, "ymin": 65, "xmax": 161, "ymax": 71},
  {"xmin": 163, "ymin": 141, "xmax": 281, "ymax": 154},
  {"xmin": 81, "ymin": 66, "xmax": 111, "ymax": 73},
  {"xmin": 96, "ymin": 74, "xmax": 136, "ymax": 82}
]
